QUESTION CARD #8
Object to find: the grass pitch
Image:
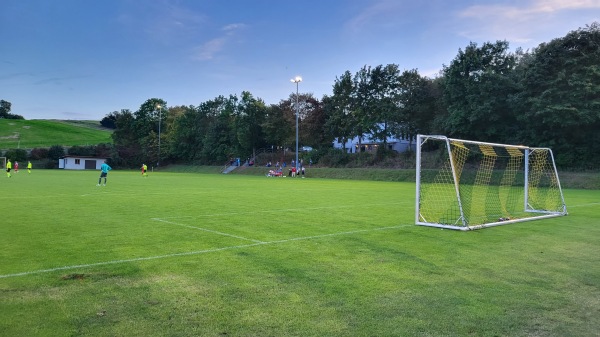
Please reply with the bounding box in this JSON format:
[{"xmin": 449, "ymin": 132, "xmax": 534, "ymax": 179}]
[{"xmin": 1, "ymin": 169, "xmax": 599, "ymax": 336}]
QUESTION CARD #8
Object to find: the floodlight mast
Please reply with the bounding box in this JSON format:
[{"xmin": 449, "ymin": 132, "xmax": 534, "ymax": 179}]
[
  {"xmin": 156, "ymin": 104, "xmax": 162, "ymax": 167},
  {"xmin": 290, "ymin": 76, "xmax": 302, "ymax": 172}
]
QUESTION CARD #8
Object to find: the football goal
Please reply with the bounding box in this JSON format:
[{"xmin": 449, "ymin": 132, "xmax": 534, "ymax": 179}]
[
  {"xmin": 0, "ymin": 157, "xmax": 5, "ymax": 170},
  {"xmin": 415, "ymin": 135, "xmax": 567, "ymax": 230}
]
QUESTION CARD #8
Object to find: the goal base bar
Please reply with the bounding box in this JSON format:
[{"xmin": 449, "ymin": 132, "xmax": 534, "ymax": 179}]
[{"xmin": 417, "ymin": 212, "xmax": 566, "ymax": 231}]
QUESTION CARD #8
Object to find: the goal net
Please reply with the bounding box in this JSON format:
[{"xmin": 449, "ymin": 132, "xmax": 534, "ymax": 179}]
[{"xmin": 415, "ymin": 135, "xmax": 567, "ymax": 230}]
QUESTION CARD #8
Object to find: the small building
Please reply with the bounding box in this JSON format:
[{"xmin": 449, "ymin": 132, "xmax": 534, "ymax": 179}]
[
  {"xmin": 59, "ymin": 156, "xmax": 107, "ymax": 170},
  {"xmin": 333, "ymin": 135, "xmax": 416, "ymax": 153}
]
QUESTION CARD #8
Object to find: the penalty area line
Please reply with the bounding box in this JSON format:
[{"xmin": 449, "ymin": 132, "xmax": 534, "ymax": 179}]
[
  {"xmin": 0, "ymin": 224, "xmax": 412, "ymax": 279},
  {"xmin": 151, "ymin": 218, "xmax": 264, "ymax": 243},
  {"xmin": 567, "ymin": 202, "xmax": 600, "ymax": 208}
]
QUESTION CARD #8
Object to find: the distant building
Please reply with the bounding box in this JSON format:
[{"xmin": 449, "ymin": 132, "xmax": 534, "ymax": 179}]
[
  {"xmin": 59, "ymin": 156, "xmax": 107, "ymax": 170},
  {"xmin": 333, "ymin": 134, "xmax": 416, "ymax": 153}
]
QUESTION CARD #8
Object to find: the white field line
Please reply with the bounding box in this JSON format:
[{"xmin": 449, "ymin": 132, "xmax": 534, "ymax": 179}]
[
  {"xmin": 0, "ymin": 224, "xmax": 412, "ymax": 279},
  {"xmin": 78, "ymin": 190, "xmax": 216, "ymax": 197},
  {"xmin": 156, "ymin": 202, "xmax": 404, "ymax": 220},
  {"xmin": 566, "ymin": 202, "xmax": 600, "ymax": 208},
  {"xmin": 151, "ymin": 218, "xmax": 264, "ymax": 243},
  {"xmin": 0, "ymin": 191, "xmax": 216, "ymax": 199}
]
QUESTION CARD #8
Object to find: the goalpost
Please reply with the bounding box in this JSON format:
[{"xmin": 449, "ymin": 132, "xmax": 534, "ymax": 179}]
[
  {"xmin": 0, "ymin": 157, "xmax": 5, "ymax": 170},
  {"xmin": 415, "ymin": 135, "xmax": 567, "ymax": 230}
]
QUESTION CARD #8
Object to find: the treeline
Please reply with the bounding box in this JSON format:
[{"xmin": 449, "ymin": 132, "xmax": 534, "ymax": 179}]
[{"xmin": 103, "ymin": 23, "xmax": 599, "ymax": 169}]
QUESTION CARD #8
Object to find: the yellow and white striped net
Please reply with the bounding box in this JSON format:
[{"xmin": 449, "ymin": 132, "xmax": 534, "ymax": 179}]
[{"xmin": 418, "ymin": 137, "xmax": 565, "ymax": 228}]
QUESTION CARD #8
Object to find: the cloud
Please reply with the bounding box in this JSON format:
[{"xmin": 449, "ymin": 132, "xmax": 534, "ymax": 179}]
[
  {"xmin": 457, "ymin": 0, "xmax": 600, "ymax": 45},
  {"xmin": 117, "ymin": 1, "xmax": 208, "ymax": 46},
  {"xmin": 530, "ymin": 0, "xmax": 600, "ymax": 12},
  {"xmin": 32, "ymin": 74, "xmax": 91, "ymax": 86},
  {"xmin": 193, "ymin": 38, "xmax": 227, "ymax": 61},
  {"xmin": 345, "ymin": 0, "xmax": 405, "ymax": 32},
  {"xmin": 0, "ymin": 72, "xmax": 34, "ymax": 81},
  {"xmin": 460, "ymin": 0, "xmax": 600, "ymax": 20},
  {"xmin": 192, "ymin": 23, "xmax": 247, "ymax": 61},
  {"xmin": 222, "ymin": 23, "xmax": 247, "ymax": 33}
]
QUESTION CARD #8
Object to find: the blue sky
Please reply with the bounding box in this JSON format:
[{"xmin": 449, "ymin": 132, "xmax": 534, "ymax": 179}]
[{"xmin": 1, "ymin": 0, "xmax": 599, "ymax": 120}]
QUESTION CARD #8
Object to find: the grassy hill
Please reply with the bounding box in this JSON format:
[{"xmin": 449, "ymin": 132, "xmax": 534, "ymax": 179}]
[{"xmin": 0, "ymin": 119, "xmax": 112, "ymax": 149}]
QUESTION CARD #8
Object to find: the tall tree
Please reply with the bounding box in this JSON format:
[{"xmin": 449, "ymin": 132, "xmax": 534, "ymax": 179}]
[
  {"xmin": 325, "ymin": 71, "xmax": 356, "ymax": 151},
  {"xmin": 440, "ymin": 40, "xmax": 518, "ymax": 142},
  {"xmin": 262, "ymin": 102, "xmax": 292, "ymax": 151},
  {"xmin": 199, "ymin": 95, "xmax": 238, "ymax": 164},
  {"xmin": 170, "ymin": 105, "xmax": 208, "ymax": 162},
  {"xmin": 111, "ymin": 109, "xmax": 139, "ymax": 166},
  {"xmin": 133, "ymin": 98, "xmax": 167, "ymax": 164},
  {"xmin": 236, "ymin": 91, "xmax": 267, "ymax": 158},
  {"xmin": 352, "ymin": 66, "xmax": 375, "ymax": 151},
  {"xmin": 277, "ymin": 94, "xmax": 303, "ymax": 152},
  {"xmin": 392, "ymin": 70, "xmax": 439, "ymax": 149},
  {"xmin": 298, "ymin": 94, "xmax": 329, "ymax": 148},
  {"xmin": 367, "ymin": 64, "xmax": 402, "ymax": 147},
  {"xmin": 516, "ymin": 22, "xmax": 600, "ymax": 167}
]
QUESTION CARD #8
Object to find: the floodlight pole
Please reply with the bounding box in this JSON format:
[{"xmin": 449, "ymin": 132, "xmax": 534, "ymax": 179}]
[
  {"xmin": 290, "ymin": 76, "xmax": 302, "ymax": 172},
  {"xmin": 157, "ymin": 104, "xmax": 162, "ymax": 167}
]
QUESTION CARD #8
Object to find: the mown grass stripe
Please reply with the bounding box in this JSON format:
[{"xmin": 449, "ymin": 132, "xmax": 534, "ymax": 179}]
[{"xmin": 0, "ymin": 224, "xmax": 411, "ymax": 279}]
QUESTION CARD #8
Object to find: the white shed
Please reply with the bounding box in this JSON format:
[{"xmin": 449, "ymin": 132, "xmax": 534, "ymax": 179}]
[{"xmin": 59, "ymin": 156, "xmax": 107, "ymax": 170}]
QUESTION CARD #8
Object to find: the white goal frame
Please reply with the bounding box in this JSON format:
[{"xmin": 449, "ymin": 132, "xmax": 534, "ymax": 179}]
[{"xmin": 415, "ymin": 135, "xmax": 567, "ymax": 230}]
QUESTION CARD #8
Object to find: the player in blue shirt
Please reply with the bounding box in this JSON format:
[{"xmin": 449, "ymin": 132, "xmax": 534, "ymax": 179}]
[{"xmin": 97, "ymin": 161, "xmax": 112, "ymax": 186}]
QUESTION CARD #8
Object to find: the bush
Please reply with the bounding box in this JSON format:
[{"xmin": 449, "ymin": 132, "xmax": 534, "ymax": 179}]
[
  {"xmin": 375, "ymin": 147, "xmax": 398, "ymax": 161},
  {"xmin": 317, "ymin": 148, "xmax": 351, "ymax": 167},
  {"xmin": 68, "ymin": 145, "xmax": 96, "ymax": 157},
  {"xmin": 94, "ymin": 143, "xmax": 113, "ymax": 158},
  {"xmin": 30, "ymin": 148, "xmax": 49, "ymax": 160},
  {"xmin": 4, "ymin": 148, "xmax": 28, "ymax": 162},
  {"xmin": 348, "ymin": 152, "xmax": 376, "ymax": 167},
  {"xmin": 44, "ymin": 159, "xmax": 58, "ymax": 169},
  {"xmin": 48, "ymin": 145, "xmax": 65, "ymax": 160}
]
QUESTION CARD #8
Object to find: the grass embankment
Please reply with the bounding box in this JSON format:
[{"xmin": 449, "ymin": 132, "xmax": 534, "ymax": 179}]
[
  {"xmin": 0, "ymin": 119, "xmax": 112, "ymax": 149},
  {"xmin": 213, "ymin": 165, "xmax": 600, "ymax": 189}
]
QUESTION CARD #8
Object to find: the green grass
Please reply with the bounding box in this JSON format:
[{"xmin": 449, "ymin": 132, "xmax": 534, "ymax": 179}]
[
  {"xmin": 0, "ymin": 119, "xmax": 112, "ymax": 149},
  {"xmin": 1, "ymin": 170, "xmax": 599, "ymax": 336}
]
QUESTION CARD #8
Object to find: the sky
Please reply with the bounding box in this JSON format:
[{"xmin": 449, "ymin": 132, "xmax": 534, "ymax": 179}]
[{"xmin": 1, "ymin": 0, "xmax": 599, "ymax": 120}]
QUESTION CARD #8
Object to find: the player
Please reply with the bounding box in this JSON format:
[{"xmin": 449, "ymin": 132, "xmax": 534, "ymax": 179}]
[
  {"xmin": 27, "ymin": 161, "xmax": 32, "ymax": 174},
  {"xmin": 6, "ymin": 159, "xmax": 12, "ymax": 178},
  {"xmin": 97, "ymin": 161, "xmax": 112, "ymax": 186},
  {"xmin": 14, "ymin": 161, "xmax": 18, "ymax": 173},
  {"xmin": 141, "ymin": 163, "xmax": 148, "ymax": 177}
]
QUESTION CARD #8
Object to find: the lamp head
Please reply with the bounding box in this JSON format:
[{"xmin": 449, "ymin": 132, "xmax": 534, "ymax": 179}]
[{"xmin": 290, "ymin": 76, "xmax": 302, "ymax": 83}]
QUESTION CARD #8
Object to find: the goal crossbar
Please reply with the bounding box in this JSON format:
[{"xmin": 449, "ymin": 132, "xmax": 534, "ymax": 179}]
[{"xmin": 415, "ymin": 135, "xmax": 567, "ymax": 230}]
